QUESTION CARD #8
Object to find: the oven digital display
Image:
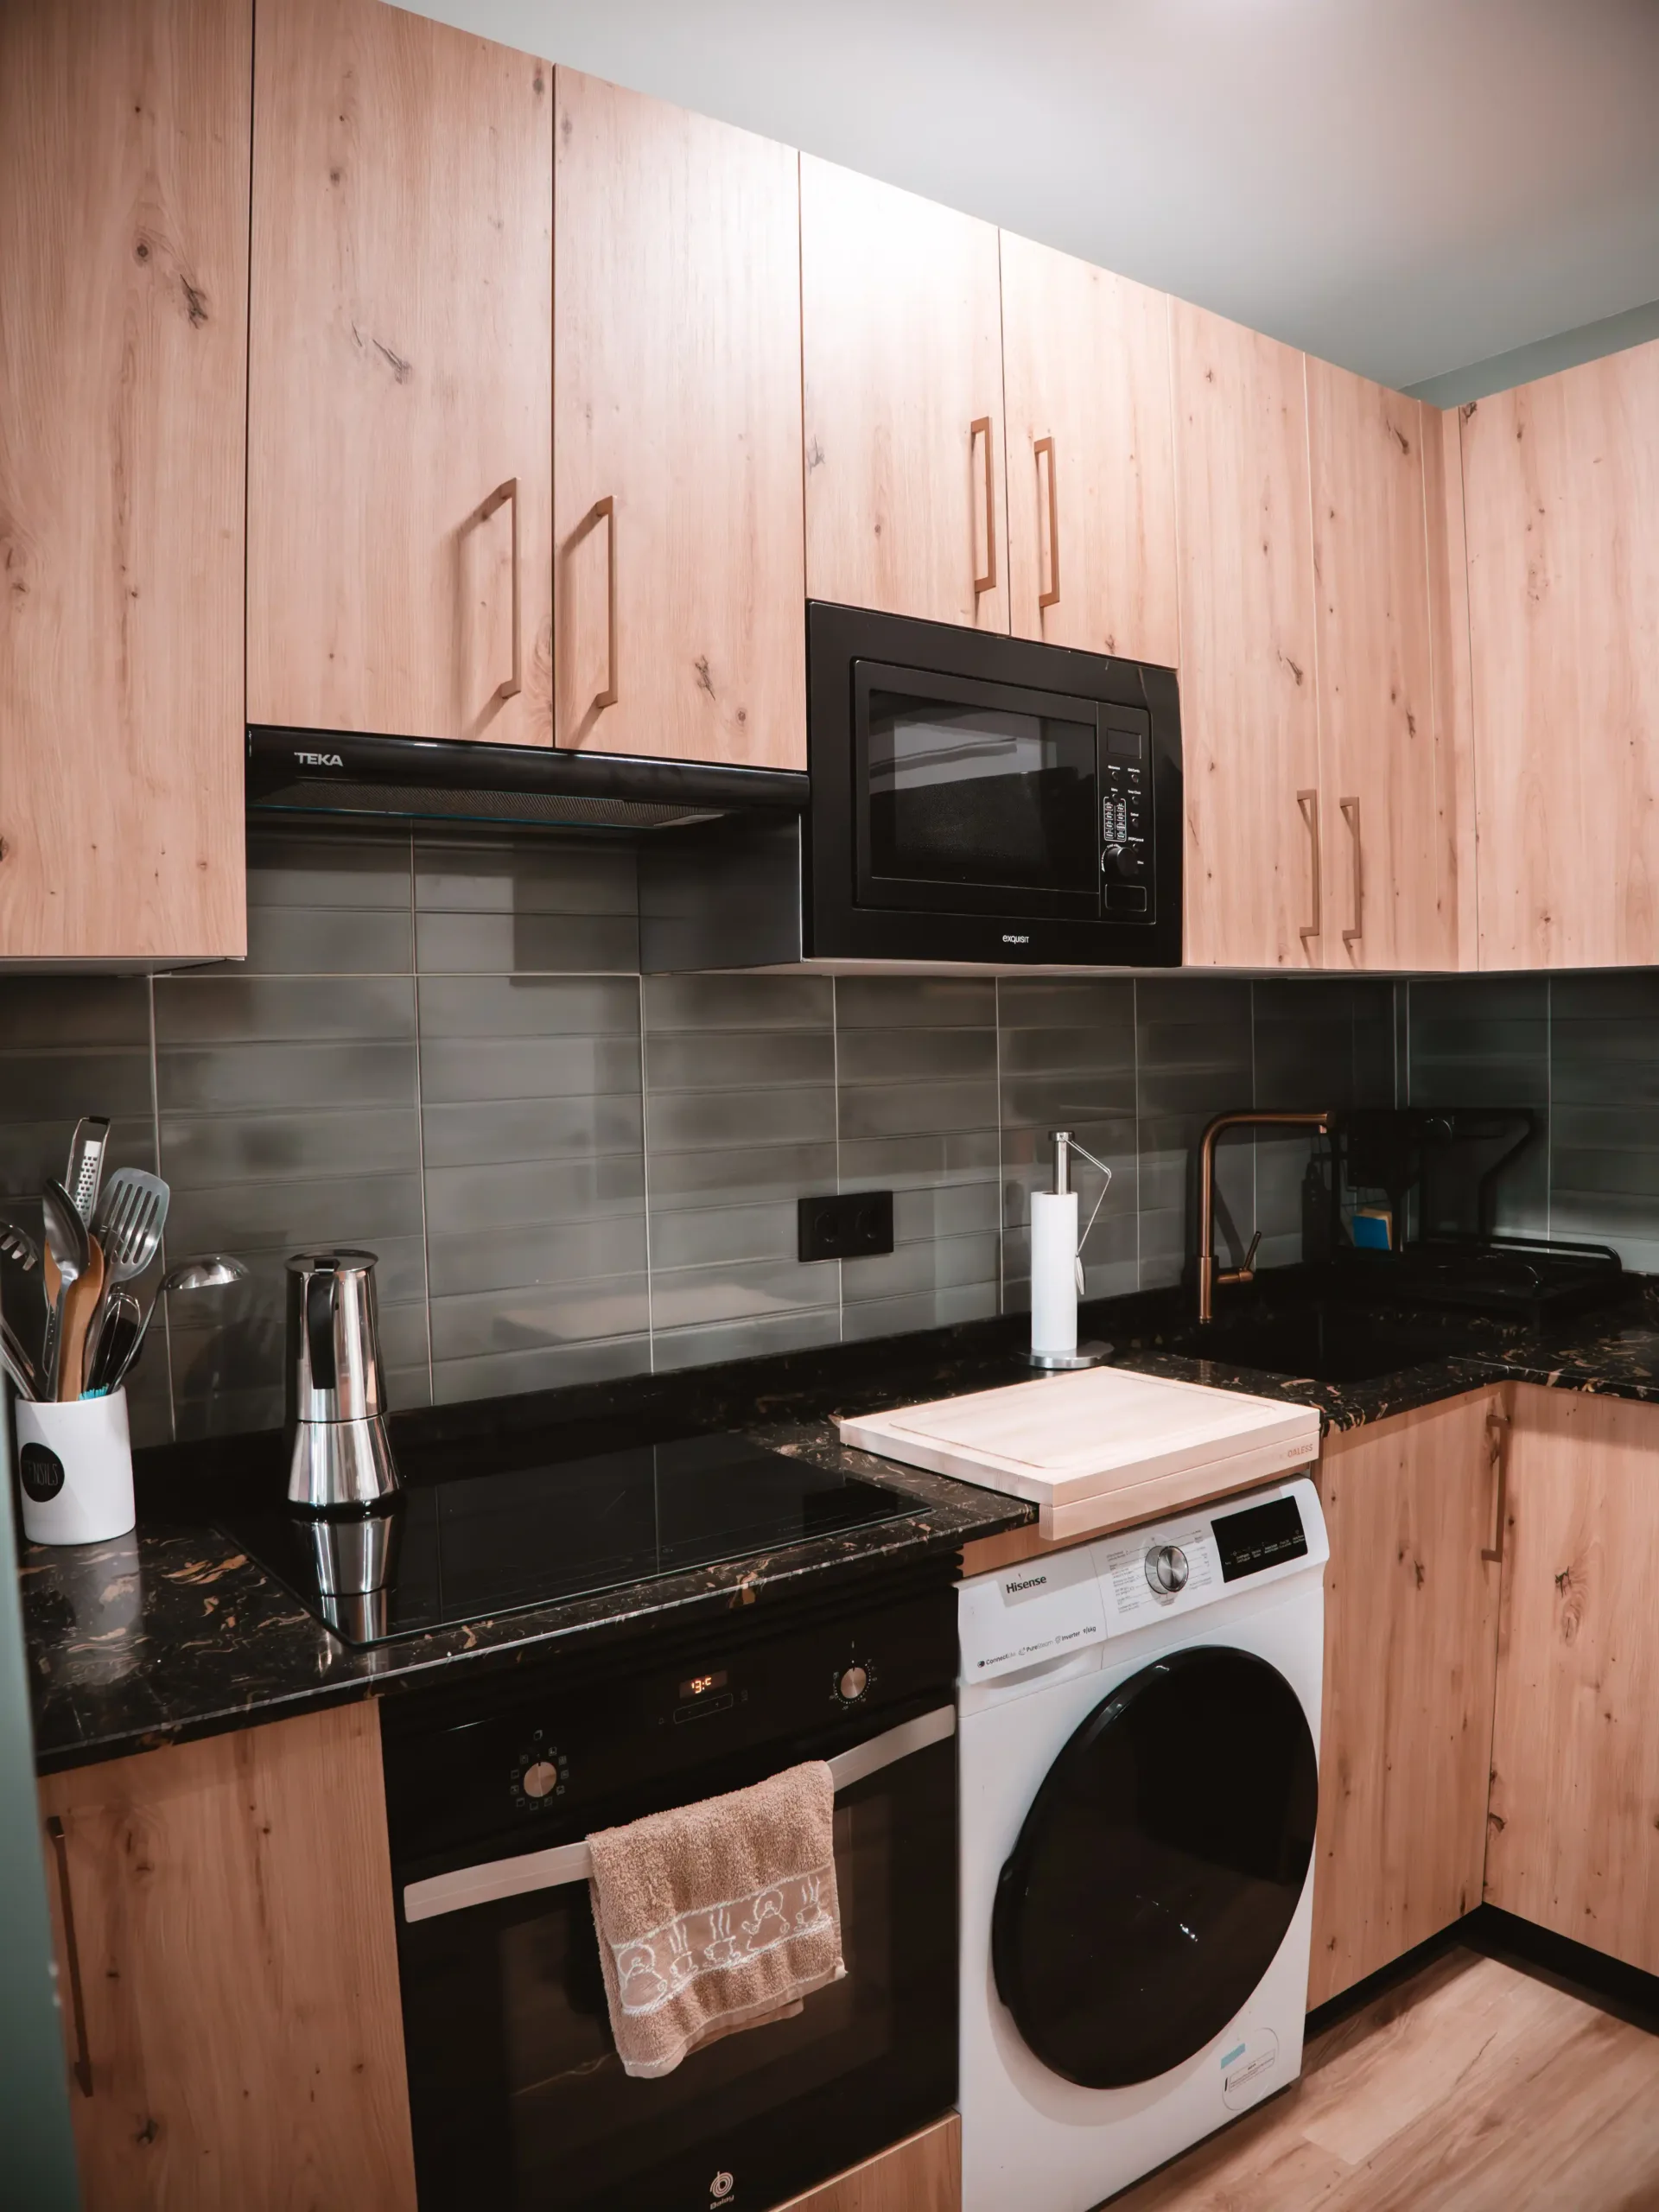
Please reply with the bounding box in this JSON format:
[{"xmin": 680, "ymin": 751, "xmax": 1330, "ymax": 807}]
[
  {"xmin": 1213, "ymin": 1496, "xmax": 1307, "ymax": 1582},
  {"xmin": 677, "ymin": 1668, "xmax": 729, "ymax": 1702}
]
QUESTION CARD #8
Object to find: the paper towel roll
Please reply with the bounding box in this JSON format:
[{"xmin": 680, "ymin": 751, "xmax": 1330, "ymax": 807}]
[{"xmin": 1030, "ymin": 1189, "xmax": 1079, "ymax": 1357}]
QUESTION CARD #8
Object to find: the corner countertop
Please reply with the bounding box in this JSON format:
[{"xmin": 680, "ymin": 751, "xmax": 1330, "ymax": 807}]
[{"xmin": 23, "ymin": 1272, "xmax": 1659, "ymax": 1776}]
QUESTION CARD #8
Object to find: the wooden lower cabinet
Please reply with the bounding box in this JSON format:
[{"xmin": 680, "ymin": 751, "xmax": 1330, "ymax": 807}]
[
  {"xmin": 1307, "ymin": 1389, "xmax": 1505, "ymax": 2006},
  {"xmin": 777, "ymin": 2115, "xmax": 960, "ymax": 2212},
  {"xmin": 1486, "ymin": 1385, "xmax": 1659, "ymax": 1973},
  {"xmin": 38, "ymin": 1700, "xmax": 416, "ymax": 2212}
]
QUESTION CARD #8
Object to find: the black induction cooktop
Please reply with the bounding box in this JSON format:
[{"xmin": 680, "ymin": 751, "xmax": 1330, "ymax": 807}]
[{"xmin": 216, "ymin": 1430, "xmax": 915, "ymax": 1647}]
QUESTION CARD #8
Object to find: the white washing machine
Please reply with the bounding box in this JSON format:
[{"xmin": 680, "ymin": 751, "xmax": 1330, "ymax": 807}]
[{"xmin": 958, "ymin": 1476, "xmax": 1327, "ymax": 2212}]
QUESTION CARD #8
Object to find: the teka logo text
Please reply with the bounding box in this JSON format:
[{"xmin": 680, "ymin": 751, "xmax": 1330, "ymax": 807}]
[
  {"xmin": 1001, "ymin": 932, "xmax": 1031, "ymax": 944},
  {"xmin": 296, "ymin": 750, "xmax": 345, "ymax": 768},
  {"xmin": 1006, "ymin": 1573, "xmax": 1048, "ymax": 1594}
]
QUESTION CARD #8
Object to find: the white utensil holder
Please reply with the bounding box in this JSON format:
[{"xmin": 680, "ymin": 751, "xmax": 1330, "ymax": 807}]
[{"xmin": 15, "ymin": 1389, "xmax": 135, "ymax": 1546}]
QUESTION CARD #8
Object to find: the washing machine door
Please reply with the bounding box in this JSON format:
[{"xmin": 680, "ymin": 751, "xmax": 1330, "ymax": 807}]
[{"xmin": 991, "ymin": 1645, "xmax": 1317, "ymax": 2089}]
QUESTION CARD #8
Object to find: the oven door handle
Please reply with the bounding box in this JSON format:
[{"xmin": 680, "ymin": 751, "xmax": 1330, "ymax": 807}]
[{"xmin": 400, "ymin": 1704, "xmax": 957, "ymax": 1925}]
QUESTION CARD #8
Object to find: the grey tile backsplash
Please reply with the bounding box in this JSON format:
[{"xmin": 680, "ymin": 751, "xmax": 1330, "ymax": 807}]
[{"xmin": 57, "ymin": 822, "xmax": 1659, "ymax": 1450}]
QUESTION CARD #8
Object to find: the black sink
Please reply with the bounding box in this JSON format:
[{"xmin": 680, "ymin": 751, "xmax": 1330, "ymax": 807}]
[{"xmin": 1163, "ymin": 1305, "xmax": 1467, "ymax": 1385}]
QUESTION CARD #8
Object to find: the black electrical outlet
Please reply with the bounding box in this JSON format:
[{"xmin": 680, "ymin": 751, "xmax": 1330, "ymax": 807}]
[{"xmin": 798, "ymin": 1190, "xmax": 894, "ymax": 1262}]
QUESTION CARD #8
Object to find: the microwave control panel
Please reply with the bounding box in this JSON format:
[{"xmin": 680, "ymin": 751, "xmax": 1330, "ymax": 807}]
[{"xmin": 1101, "ymin": 709, "xmax": 1154, "ymax": 920}]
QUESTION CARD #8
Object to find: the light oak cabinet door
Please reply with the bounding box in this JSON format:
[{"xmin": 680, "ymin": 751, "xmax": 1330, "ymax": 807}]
[
  {"xmin": 1171, "ymin": 303, "xmax": 1321, "ymax": 969},
  {"xmin": 1306, "ymin": 361, "xmax": 1455, "ymax": 972},
  {"xmin": 248, "ymin": 0, "xmax": 553, "ymax": 745},
  {"xmin": 1462, "ymin": 338, "xmax": 1659, "ymax": 969},
  {"xmin": 0, "ymin": 0, "xmax": 249, "ymax": 964},
  {"xmin": 38, "ymin": 1703, "xmax": 416, "ymax": 2212},
  {"xmin": 999, "ymin": 233, "xmax": 1179, "ymax": 667},
  {"xmin": 1308, "ymin": 1390, "xmax": 1505, "ymax": 2008},
  {"xmin": 802, "ymin": 156, "xmax": 1007, "ymax": 633},
  {"xmin": 1486, "ymin": 1386, "xmax": 1659, "ymax": 1974},
  {"xmin": 554, "ymin": 71, "xmax": 804, "ymax": 769},
  {"xmin": 776, "ymin": 2115, "xmax": 959, "ymax": 2212}
]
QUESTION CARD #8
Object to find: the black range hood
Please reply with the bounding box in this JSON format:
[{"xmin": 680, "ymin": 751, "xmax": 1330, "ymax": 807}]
[{"xmin": 246, "ymin": 727, "xmax": 809, "ymax": 835}]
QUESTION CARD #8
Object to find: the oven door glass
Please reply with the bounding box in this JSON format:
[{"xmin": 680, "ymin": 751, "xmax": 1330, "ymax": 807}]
[
  {"xmin": 854, "ymin": 662, "xmax": 1101, "ymax": 918},
  {"xmin": 397, "ymin": 1738, "xmax": 956, "ymax": 2212}
]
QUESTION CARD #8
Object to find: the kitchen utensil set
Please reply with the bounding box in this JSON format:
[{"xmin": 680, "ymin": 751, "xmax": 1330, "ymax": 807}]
[{"xmin": 0, "ymin": 1121, "xmax": 247, "ymax": 1403}]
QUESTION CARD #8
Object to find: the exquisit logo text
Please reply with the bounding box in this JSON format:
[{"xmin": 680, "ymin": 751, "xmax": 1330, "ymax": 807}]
[{"xmin": 1001, "ymin": 932, "xmax": 1031, "ymax": 944}]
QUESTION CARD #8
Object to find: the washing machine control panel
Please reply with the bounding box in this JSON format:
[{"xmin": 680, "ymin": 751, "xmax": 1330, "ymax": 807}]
[{"xmin": 958, "ymin": 1479, "xmax": 1328, "ymax": 1683}]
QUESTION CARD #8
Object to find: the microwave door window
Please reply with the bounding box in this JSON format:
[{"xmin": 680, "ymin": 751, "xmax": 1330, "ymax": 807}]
[{"xmin": 866, "ymin": 694, "xmax": 1097, "ymax": 898}]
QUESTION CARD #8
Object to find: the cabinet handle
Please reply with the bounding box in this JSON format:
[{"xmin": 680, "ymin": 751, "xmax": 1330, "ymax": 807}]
[
  {"xmin": 1297, "ymin": 790, "xmax": 1322, "ymax": 944},
  {"xmin": 1482, "ymin": 1409, "xmax": 1509, "ymax": 1564},
  {"xmin": 480, "ymin": 478, "xmax": 522, "ymax": 702},
  {"xmin": 1035, "ymin": 435, "xmax": 1060, "ymax": 611},
  {"xmin": 45, "ymin": 1815, "xmax": 92, "ymax": 2097},
  {"xmin": 593, "ymin": 494, "xmax": 619, "ymax": 710},
  {"xmin": 971, "ymin": 417, "xmax": 997, "ymax": 597},
  {"xmin": 1340, "ymin": 795, "xmax": 1363, "ymax": 946}
]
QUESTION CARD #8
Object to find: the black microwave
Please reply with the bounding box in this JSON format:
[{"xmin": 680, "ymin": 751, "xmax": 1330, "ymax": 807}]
[{"xmin": 804, "ymin": 601, "xmax": 1182, "ymax": 966}]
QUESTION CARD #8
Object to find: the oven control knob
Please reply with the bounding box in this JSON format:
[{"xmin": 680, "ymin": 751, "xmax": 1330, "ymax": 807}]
[
  {"xmin": 1144, "ymin": 1542, "xmax": 1188, "ymax": 1595},
  {"xmin": 837, "ymin": 1664, "xmax": 870, "ymax": 1704},
  {"xmin": 522, "ymin": 1760, "xmax": 561, "ymax": 1800}
]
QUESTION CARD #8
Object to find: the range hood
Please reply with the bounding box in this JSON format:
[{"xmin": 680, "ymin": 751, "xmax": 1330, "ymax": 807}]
[{"xmin": 246, "ymin": 728, "xmax": 809, "ymax": 834}]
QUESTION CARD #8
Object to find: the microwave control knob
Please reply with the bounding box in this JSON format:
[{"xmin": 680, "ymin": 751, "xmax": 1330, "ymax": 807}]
[
  {"xmin": 1144, "ymin": 1542, "xmax": 1189, "ymax": 1596},
  {"xmin": 522, "ymin": 1760, "xmax": 561, "ymax": 1800},
  {"xmin": 837, "ymin": 1664, "xmax": 870, "ymax": 1705}
]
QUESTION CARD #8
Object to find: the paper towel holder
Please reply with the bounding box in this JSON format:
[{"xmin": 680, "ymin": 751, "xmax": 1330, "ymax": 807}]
[{"xmin": 1027, "ymin": 1129, "xmax": 1115, "ymax": 1372}]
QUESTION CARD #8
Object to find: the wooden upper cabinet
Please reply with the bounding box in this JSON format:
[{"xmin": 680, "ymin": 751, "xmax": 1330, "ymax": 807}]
[
  {"xmin": 0, "ymin": 0, "xmax": 249, "ymax": 964},
  {"xmin": 1000, "ymin": 235, "xmax": 1179, "ymax": 667},
  {"xmin": 1306, "ymin": 361, "xmax": 1455, "ymax": 972},
  {"xmin": 1307, "ymin": 1391, "xmax": 1504, "ymax": 2008},
  {"xmin": 247, "ymin": 0, "xmax": 553, "ymax": 745},
  {"xmin": 801, "ymin": 156, "xmax": 1008, "ymax": 632},
  {"xmin": 553, "ymin": 72, "xmax": 804, "ymax": 769},
  {"xmin": 1171, "ymin": 303, "xmax": 1320, "ymax": 968},
  {"xmin": 39, "ymin": 1703, "xmax": 415, "ymax": 2212},
  {"xmin": 1486, "ymin": 1386, "xmax": 1659, "ymax": 1975},
  {"xmin": 1463, "ymin": 339, "xmax": 1659, "ymax": 969}
]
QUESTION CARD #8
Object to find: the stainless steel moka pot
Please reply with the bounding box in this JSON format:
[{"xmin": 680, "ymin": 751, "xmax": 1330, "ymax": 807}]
[{"xmin": 284, "ymin": 1249, "xmax": 399, "ymax": 1512}]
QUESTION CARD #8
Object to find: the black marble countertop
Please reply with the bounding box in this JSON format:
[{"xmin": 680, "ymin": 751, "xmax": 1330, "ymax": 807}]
[{"xmin": 24, "ymin": 1268, "xmax": 1659, "ymax": 1776}]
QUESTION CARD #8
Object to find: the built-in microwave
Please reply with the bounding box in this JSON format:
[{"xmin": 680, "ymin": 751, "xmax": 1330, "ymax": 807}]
[{"xmin": 804, "ymin": 601, "xmax": 1182, "ymax": 966}]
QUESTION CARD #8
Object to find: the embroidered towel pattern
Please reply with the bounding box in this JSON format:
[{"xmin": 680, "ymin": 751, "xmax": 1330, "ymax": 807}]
[{"xmin": 587, "ymin": 1760, "xmax": 844, "ymax": 2080}]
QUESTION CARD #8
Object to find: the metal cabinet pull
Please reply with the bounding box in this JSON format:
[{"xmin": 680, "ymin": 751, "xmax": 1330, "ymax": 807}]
[
  {"xmin": 479, "ymin": 478, "xmax": 522, "ymax": 702},
  {"xmin": 1483, "ymin": 1408, "xmax": 1509, "ymax": 1564},
  {"xmin": 45, "ymin": 1815, "xmax": 92, "ymax": 2097},
  {"xmin": 971, "ymin": 417, "xmax": 997, "ymax": 597},
  {"xmin": 1340, "ymin": 795, "xmax": 1363, "ymax": 946},
  {"xmin": 593, "ymin": 494, "xmax": 619, "ymax": 710},
  {"xmin": 1297, "ymin": 789, "xmax": 1322, "ymax": 945},
  {"xmin": 1035, "ymin": 435, "xmax": 1059, "ymax": 611}
]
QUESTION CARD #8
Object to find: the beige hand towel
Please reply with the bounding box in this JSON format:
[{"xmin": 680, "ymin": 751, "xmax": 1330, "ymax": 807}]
[{"xmin": 587, "ymin": 1759, "xmax": 845, "ymax": 2080}]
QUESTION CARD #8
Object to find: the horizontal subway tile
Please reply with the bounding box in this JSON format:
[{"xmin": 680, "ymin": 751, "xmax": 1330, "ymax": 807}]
[
  {"xmin": 649, "ymin": 1307, "xmax": 841, "ymax": 1374},
  {"xmin": 431, "ymin": 1333, "xmax": 650, "ymax": 1405},
  {"xmin": 246, "ymin": 829, "xmax": 413, "ymax": 908},
  {"xmin": 648, "ymin": 1087, "xmax": 836, "ymax": 1154},
  {"xmin": 217, "ymin": 904, "xmax": 412, "ymax": 977},
  {"xmin": 417, "ymin": 973, "xmax": 639, "ymax": 1040},
  {"xmin": 0, "ymin": 1050, "xmax": 155, "ymax": 1127},
  {"xmin": 835, "ymin": 1027, "xmax": 996, "ymax": 1084},
  {"xmin": 420, "ymin": 1095, "xmax": 642, "ymax": 1170},
  {"xmin": 888, "ymin": 1181, "xmax": 1001, "ymax": 1243},
  {"xmin": 155, "ymin": 975, "xmax": 416, "ymax": 1046},
  {"xmin": 646, "ymin": 1142, "xmax": 840, "ymax": 1207},
  {"xmin": 426, "ymin": 1216, "xmax": 647, "ymax": 1298},
  {"xmin": 840, "ymin": 1282, "xmax": 997, "ymax": 1342},
  {"xmin": 644, "ymin": 974, "xmax": 832, "ymax": 1033},
  {"xmin": 835, "ymin": 976, "xmax": 995, "ymax": 1029},
  {"xmin": 0, "ymin": 1116, "xmax": 156, "ymax": 1207},
  {"xmin": 836, "ymin": 1080, "xmax": 998, "ymax": 1143},
  {"xmin": 645, "ymin": 1030, "xmax": 836, "ymax": 1093},
  {"xmin": 157, "ymin": 1040, "xmax": 418, "ymax": 1115},
  {"xmin": 415, "ymin": 837, "xmax": 637, "ymax": 917},
  {"xmin": 647, "ymin": 1200, "xmax": 805, "ymax": 1272},
  {"xmin": 418, "ymin": 1036, "xmax": 642, "ymax": 1107},
  {"xmin": 837, "ymin": 1131, "xmax": 1000, "ymax": 1187},
  {"xmin": 997, "ymin": 977, "xmax": 1135, "ymax": 1034},
  {"xmin": 0, "ymin": 976, "xmax": 152, "ymax": 1049},
  {"xmin": 841, "ymin": 1232, "xmax": 999, "ymax": 1303},
  {"xmin": 429, "ymin": 1276, "xmax": 649, "ymax": 1361},
  {"xmin": 649, "ymin": 1255, "xmax": 832, "ymax": 1332},
  {"xmin": 159, "ymin": 1107, "xmax": 423, "ymax": 1192},
  {"xmin": 423, "ymin": 1155, "xmax": 645, "ymax": 1236},
  {"xmin": 414, "ymin": 911, "xmax": 639, "ymax": 976}
]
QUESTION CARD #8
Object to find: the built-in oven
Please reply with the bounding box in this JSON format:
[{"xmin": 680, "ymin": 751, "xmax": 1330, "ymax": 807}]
[
  {"xmin": 383, "ymin": 1567, "xmax": 958, "ymax": 2212},
  {"xmin": 805, "ymin": 601, "xmax": 1182, "ymax": 966}
]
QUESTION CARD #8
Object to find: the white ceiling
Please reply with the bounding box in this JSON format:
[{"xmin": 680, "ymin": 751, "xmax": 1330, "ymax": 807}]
[{"xmin": 407, "ymin": 0, "xmax": 1659, "ymax": 395}]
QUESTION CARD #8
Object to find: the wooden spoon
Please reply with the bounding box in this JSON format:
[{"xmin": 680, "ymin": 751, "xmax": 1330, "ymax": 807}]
[{"xmin": 57, "ymin": 1234, "xmax": 105, "ymax": 1401}]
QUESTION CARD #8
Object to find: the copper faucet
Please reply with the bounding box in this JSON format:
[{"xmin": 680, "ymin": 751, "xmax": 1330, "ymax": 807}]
[{"xmin": 1196, "ymin": 1110, "xmax": 1331, "ymax": 1324}]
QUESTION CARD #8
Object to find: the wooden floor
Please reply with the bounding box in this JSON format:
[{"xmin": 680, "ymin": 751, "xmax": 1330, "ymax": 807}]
[{"xmin": 1107, "ymin": 1948, "xmax": 1659, "ymax": 2211}]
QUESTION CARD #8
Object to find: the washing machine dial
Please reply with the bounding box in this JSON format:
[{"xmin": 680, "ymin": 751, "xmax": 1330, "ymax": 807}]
[{"xmin": 1144, "ymin": 1541, "xmax": 1189, "ymax": 1596}]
